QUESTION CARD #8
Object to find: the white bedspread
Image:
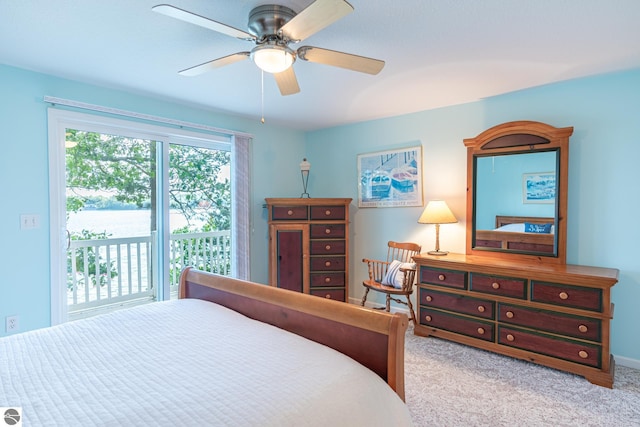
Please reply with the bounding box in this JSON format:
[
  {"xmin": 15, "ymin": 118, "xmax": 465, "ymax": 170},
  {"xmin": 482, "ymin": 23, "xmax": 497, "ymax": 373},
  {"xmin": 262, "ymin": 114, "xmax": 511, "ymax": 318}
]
[{"xmin": 1, "ymin": 299, "xmax": 413, "ymax": 426}]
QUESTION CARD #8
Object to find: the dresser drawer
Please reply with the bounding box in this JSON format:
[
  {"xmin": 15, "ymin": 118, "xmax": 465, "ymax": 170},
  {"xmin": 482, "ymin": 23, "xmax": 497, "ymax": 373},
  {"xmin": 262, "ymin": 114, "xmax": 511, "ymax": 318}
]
[
  {"xmin": 310, "ymin": 240, "xmax": 345, "ymax": 255},
  {"xmin": 271, "ymin": 205, "xmax": 308, "ymax": 220},
  {"xmin": 310, "ymin": 256, "xmax": 345, "ymax": 271},
  {"xmin": 419, "ymin": 288, "xmax": 494, "ymax": 320},
  {"xmin": 470, "ymin": 273, "xmax": 526, "ymax": 299},
  {"xmin": 420, "ymin": 267, "xmax": 467, "ymax": 289},
  {"xmin": 310, "ymin": 288, "xmax": 345, "ymax": 301},
  {"xmin": 530, "ymin": 281, "xmax": 602, "ymax": 312},
  {"xmin": 310, "ymin": 224, "xmax": 346, "ymax": 238},
  {"xmin": 498, "ymin": 326, "xmax": 601, "ymax": 368},
  {"xmin": 498, "ymin": 304, "xmax": 601, "ymax": 342},
  {"xmin": 310, "ymin": 205, "xmax": 346, "ymax": 220},
  {"xmin": 420, "ymin": 308, "xmax": 494, "ymax": 341},
  {"xmin": 310, "ymin": 272, "xmax": 345, "ymax": 287}
]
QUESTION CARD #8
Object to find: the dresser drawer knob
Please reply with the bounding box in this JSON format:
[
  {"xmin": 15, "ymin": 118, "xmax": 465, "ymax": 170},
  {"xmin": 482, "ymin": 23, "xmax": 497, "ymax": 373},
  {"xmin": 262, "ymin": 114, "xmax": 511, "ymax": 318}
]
[
  {"xmin": 559, "ymin": 291, "xmax": 569, "ymax": 300},
  {"xmin": 477, "ymin": 305, "xmax": 485, "ymax": 313},
  {"xmin": 505, "ymin": 311, "xmax": 514, "ymax": 319},
  {"xmin": 438, "ymin": 274, "xmax": 446, "ymax": 281},
  {"xmin": 506, "ymin": 334, "xmax": 515, "ymax": 342},
  {"xmin": 324, "ymin": 277, "xmax": 331, "ymax": 283},
  {"xmin": 287, "ymin": 209, "xmax": 294, "ymax": 216},
  {"xmin": 325, "ymin": 209, "xmax": 331, "ymax": 216},
  {"xmin": 325, "ymin": 261, "xmax": 331, "ymax": 267},
  {"xmin": 578, "ymin": 324, "xmax": 588, "ymax": 333},
  {"xmin": 325, "ymin": 228, "xmax": 331, "ymax": 234},
  {"xmin": 325, "ymin": 245, "xmax": 331, "ymax": 251},
  {"xmin": 425, "ymin": 315, "xmax": 432, "ymax": 322},
  {"xmin": 491, "ymin": 282, "xmax": 500, "ymax": 290},
  {"xmin": 477, "ymin": 327, "xmax": 485, "ymax": 335},
  {"xmin": 425, "ymin": 295, "xmax": 433, "ymax": 302},
  {"xmin": 578, "ymin": 350, "xmax": 589, "ymax": 359},
  {"xmin": 325, "ymin": 294, "xmax": 332, "ymax": 299}
]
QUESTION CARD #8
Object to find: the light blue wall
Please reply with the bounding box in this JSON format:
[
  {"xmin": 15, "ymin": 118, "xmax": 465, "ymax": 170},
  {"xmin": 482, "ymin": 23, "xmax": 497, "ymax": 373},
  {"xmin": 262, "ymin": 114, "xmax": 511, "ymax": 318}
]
[
  {"xmin": 0, "ymin": 64, "xmax": 304, "ymax": 336},
  {"xmin": 2, "ymin": 63, "xmax": 639, "ymax": 363},
  {"xmin": 306, "ymin": 69, "xmax": 640, "ymax": 362}
]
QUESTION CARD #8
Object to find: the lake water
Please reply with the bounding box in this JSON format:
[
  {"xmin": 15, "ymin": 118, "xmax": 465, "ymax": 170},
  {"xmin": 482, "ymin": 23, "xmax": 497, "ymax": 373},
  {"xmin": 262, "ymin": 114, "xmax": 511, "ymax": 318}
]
[{"xmin": 67, "ymin": 209, "xmax": 198, "ymax": 238}]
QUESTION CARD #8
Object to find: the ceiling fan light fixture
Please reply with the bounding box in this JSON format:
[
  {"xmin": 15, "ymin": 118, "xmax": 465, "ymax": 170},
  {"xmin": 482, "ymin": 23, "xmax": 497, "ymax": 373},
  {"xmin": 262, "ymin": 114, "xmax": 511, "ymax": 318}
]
[{"xmin": 251, "ymin": 44, "xmax": 295, "ymax": 74}]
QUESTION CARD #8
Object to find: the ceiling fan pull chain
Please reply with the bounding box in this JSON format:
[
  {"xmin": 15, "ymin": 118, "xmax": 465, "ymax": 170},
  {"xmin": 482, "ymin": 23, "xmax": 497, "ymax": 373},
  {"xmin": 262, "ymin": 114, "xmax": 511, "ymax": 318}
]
[{"xmin": 261, "ymin": 70, "xmax": 265, "ymax": 124}]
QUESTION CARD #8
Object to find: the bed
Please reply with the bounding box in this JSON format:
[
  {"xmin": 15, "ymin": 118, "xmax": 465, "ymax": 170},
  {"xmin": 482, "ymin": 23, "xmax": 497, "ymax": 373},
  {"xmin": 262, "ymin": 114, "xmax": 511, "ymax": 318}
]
[
  {"xmin": 0, "ymin": 267, "xmax": 412, "ymax": 426},
  {"xmin": 474, "ymin": 215, "xmax": 555, "ymax": 253}
]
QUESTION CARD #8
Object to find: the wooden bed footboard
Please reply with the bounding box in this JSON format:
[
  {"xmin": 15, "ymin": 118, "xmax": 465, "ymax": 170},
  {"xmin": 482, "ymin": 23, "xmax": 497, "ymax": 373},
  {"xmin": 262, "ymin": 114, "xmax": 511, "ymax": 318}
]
[{"xmin": 179, "ymin": 267, "xmax": 408, "ymax": 400}]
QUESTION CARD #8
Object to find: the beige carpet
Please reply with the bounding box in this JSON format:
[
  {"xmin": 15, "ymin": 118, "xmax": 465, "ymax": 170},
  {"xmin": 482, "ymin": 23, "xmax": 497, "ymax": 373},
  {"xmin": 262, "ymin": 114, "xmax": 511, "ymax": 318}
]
[{"xmin": 404, "ymin": 326, "xmax": 640, "ymax": 426}]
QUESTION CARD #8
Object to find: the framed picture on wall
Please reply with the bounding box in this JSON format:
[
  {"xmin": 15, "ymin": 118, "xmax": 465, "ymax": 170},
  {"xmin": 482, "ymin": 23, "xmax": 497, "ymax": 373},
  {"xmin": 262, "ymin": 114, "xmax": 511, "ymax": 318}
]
[
  {"xmin": 357, "ymin": 146, "xmax": 423, "ymax": 208},
  {"xmin": 523, "ymin": 172, "xmax": 556, "ymax": 204}
]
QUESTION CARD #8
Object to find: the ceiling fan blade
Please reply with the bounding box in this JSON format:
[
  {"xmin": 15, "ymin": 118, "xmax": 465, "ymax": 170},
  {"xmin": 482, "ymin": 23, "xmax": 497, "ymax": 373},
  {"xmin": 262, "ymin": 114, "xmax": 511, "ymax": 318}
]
[
  {"xmin": 179, "ymin": 52, "xmax": 250, "ymax": 76},
  {"xmin": 280, "ymin": 0, "xmax": 353, "ymax": 42},
  {"xmin": 152, "ymin": 4, "xmax": 255, "ymax": 41},
  {"xmin": 273, "ymin": 67, "xmax": 301, "ymax": 96},
  {"xmin": 297, "ymin": 46, "xmax": 385, "ymax": 75}
]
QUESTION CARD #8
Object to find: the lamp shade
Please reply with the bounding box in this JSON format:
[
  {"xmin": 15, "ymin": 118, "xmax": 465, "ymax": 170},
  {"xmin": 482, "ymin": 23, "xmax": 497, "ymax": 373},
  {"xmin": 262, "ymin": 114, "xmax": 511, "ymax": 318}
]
[
  {"xmin": 251, "ymin": 44, "xmax": 295, "ymax": 74},
  {"xmin": 418, "ymin": 200, "xmax": 457, "ymax": 224}
]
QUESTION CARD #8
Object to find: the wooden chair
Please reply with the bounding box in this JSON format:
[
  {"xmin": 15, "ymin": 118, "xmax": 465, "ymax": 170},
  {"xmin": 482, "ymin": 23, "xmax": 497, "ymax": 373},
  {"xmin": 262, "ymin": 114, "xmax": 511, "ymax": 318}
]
[{"xmin": 361, "ymin": 241, "xmax": 422, "ymax": 324}]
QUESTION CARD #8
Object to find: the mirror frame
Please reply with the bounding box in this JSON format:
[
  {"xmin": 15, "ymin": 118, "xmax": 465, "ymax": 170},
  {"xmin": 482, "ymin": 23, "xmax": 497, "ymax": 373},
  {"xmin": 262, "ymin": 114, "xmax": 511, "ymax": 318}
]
[{"xmin": 464, "ymin": 121, "xmax": 573, "ymax": 264}]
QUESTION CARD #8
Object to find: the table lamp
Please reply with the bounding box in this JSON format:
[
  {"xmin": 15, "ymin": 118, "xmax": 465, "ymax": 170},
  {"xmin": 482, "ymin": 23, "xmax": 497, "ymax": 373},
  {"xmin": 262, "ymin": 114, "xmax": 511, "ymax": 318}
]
[{"xmin": 418, "ymin": 200, "xmax": 457, "ymax": 255}]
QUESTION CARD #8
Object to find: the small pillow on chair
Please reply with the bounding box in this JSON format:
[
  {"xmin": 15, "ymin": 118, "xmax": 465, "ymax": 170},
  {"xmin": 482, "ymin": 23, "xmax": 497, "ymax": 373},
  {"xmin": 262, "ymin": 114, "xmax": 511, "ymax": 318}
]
[{"xmin": 381, "ymin": 260, "xmax": 416, "ymax": 289}]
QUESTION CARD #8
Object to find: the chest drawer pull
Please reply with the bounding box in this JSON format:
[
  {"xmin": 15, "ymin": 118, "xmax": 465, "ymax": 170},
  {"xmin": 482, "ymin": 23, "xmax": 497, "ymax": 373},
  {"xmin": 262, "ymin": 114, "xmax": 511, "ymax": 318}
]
[
  {"xmin": 425, "ymin": 315, "xmax": 432, "ymax": 322},
  {"xmin": 578, "ymin": 350, "xmax": 589, "ymax": 359},
  {"xmin": 492, "ymin": 282, "xmax": 500, "ymax": 289},
  {"xmin": 578, "ymin": 324, "xmax": 588, "ymax": 333},
  {"xmin": 425, "ymin": 295, "xmax": 433, "ymax": 302},
  {"xmin": 325, "ymin": 209, "xmax": 331, "ymax": 216},
  {"xmin": 325, "ymin": 261, "xmax": 331, "ymax": 267},
  {"xmin": 287, "ymin": 209, "xmax": 293, "ymax": 216},
  {"xmin": 325, "ymin": 245, "xmax": 331, "ymax": 251},
  {"xmin": 325, "ymin": 228, "xmax": 331, "ymax": 234},
  {"xmin": 477, "ymin": 327, "xmax": 485, "ymax": 335},
  {"xmin": 559, "ymin": 291, "xmax": 569, "ymax": 300},
  {"xmin": 438, "ymin": 274, "xmax": 446, "ymax": 281},
  {"xmin": 506, "ymin": 334, "xmax": 515, "ymax": 342},
  {"xmin": 505, "ymin": 311, "xmax": 514, "ymax": 319},
  {"xmin": 477, "ymin": 305, "xmax": 485, "ymax": 313}
]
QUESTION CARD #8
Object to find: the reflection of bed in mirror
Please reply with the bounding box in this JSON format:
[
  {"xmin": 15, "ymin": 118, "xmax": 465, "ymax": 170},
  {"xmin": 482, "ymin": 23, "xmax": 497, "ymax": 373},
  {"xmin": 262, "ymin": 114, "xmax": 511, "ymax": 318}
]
[{"xmin": 475, "ymin": 215, "xmax": 555, "ymax": 253}]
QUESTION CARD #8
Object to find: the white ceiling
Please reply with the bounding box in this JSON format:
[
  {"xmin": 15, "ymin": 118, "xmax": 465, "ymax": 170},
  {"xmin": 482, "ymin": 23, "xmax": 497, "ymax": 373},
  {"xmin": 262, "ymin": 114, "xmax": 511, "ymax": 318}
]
[{"xmin": 2, "ymin": 0, "xmax": 639, "ymax": 130}]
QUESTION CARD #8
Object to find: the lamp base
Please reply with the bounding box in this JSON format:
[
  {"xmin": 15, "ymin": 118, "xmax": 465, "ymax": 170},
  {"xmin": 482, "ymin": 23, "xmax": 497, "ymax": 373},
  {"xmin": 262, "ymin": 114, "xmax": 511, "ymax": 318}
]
[{"xmin": 427, "ymin": 250, "xmax": 449, "ymax": 256}]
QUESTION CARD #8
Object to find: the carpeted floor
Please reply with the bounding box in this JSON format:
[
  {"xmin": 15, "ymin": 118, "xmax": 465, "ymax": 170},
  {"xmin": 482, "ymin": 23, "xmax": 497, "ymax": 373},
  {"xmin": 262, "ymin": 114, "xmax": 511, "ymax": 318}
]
[{"xmin": 404, "ymin": 326, "xmax": 640, "ymax": 426}]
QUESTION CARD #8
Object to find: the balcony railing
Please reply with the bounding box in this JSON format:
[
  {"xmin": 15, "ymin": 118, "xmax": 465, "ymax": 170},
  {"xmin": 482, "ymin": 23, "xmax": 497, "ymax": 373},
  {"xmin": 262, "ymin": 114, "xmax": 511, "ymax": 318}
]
[{"xmin": 67, "ymin": 230, "xmax": 231, "ymax": 318}]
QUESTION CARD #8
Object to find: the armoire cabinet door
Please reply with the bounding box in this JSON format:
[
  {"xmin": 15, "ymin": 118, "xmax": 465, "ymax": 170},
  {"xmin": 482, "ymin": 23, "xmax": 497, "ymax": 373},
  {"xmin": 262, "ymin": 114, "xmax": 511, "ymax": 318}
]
[{"xmin": 269, "ymin": 223, "xmax": 309, "ymax": 293}]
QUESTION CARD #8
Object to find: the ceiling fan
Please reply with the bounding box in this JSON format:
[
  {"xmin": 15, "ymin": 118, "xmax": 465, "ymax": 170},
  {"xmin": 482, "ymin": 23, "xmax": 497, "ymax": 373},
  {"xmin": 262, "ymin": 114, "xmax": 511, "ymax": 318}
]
[{"xmin": 152, "ymin": 0, "xmax": 385, "ymax": 96}]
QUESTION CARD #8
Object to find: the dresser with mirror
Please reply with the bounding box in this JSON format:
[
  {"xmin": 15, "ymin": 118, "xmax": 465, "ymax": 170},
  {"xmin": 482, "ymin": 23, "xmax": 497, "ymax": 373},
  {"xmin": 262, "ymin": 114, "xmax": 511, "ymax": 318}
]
[{"xmin": 413, "ymin": 121, "xmax": 619, "ymax": 387}]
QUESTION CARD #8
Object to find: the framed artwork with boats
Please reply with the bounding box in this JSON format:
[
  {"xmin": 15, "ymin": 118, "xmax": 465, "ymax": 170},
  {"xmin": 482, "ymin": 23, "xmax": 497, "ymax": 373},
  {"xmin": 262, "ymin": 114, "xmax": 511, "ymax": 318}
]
[{"xmin": 357, "ymin": 145, "xmax": 423, "ymax": 208}]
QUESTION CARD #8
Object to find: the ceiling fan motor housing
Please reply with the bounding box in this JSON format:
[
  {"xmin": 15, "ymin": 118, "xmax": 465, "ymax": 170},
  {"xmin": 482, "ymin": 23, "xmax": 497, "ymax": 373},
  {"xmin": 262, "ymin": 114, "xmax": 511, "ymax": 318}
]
[{"xmin": 248, "ymin": 5, "xmax": 296, "ymax": 41}]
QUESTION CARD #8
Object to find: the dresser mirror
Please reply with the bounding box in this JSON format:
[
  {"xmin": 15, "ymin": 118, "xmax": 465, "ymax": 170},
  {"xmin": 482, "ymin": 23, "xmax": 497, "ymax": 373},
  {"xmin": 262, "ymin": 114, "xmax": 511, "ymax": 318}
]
[{"xmin": 464, "ymin": 121, "xmax": 573, "ymax": 264}]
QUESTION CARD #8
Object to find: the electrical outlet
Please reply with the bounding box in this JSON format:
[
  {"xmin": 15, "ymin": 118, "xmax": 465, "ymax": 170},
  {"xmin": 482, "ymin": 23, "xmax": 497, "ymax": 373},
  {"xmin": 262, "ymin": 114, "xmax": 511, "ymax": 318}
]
[
  {"xmin": 6, "ymin": 316, "xmax": 19, "ymax": 333},
  {"xmin": 20, "ymin": 214, "xmax": 40, "ymax": 230}
]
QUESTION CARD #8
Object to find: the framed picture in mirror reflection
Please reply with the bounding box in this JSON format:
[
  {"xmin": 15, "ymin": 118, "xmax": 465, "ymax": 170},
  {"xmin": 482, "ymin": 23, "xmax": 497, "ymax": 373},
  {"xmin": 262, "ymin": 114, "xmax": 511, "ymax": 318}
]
[{"xmin": 523, "ymin": 172, "xmax": 556, "ymax": 204}]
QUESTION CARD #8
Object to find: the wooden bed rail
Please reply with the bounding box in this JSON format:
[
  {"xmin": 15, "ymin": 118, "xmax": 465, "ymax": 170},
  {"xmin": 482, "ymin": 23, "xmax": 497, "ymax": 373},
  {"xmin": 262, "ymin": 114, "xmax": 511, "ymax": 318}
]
[{"xmin": 179, "ymin": 267, "xmax": 408, "ymax": 400}]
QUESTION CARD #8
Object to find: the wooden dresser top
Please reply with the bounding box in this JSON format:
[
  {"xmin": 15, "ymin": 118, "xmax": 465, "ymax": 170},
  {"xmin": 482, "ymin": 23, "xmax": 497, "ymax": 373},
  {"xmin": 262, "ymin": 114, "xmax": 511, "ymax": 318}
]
[{"xmin": 414, "ymin": 252, "xmax": 619, "ymax": 288}]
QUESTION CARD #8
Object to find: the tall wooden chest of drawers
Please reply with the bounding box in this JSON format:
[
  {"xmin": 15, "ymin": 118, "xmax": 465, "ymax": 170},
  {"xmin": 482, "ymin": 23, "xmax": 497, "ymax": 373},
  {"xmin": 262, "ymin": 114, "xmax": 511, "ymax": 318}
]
[
  {"xmin": 413, "ymin": 253, "xmax": 619, "ymax": 387},
  {"xmin": 265, "ymin": 198, "xmax": 351, "ymax": 301}
]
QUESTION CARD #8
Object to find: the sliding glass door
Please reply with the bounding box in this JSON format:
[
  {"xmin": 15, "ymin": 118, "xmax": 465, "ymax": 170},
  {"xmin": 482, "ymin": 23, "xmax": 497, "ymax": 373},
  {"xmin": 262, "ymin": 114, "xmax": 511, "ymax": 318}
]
[{"xmin": 49, "ymin": 109, "xmax": 244, "ymax": 323}]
